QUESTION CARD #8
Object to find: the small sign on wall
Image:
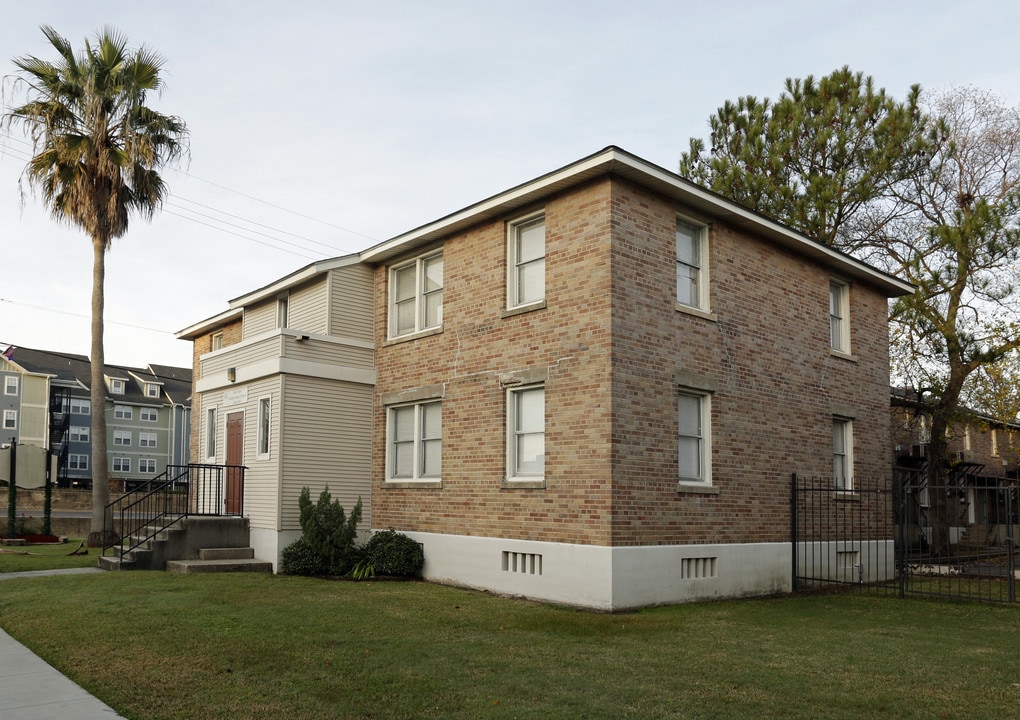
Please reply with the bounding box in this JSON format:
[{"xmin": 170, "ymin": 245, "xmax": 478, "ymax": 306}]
[{"xmin": 223, "ymin": 387, "xmax": 248, "ymax": 407}]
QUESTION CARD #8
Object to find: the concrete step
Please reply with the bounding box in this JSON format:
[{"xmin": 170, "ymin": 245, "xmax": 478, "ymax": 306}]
[
  {"xmin": 165, "ymin": 557, "xmax": 272, "ymax": 574},
  {"xmin": 98, "ymin": 554, "xmax": 136, "ymax": 571},
  {"xmin": 199, "ymin": 547, "xmax": 254, "ymax": 561}
]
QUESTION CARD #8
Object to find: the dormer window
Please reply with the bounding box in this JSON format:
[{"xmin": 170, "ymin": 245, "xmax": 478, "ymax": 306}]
[
  {"xmin": 145, "ymin": 383, "xmax": 160, "ymax": 398},
  {"xmin": 110, "ymin": 378, "xmax": 126, "ymax": 394}
]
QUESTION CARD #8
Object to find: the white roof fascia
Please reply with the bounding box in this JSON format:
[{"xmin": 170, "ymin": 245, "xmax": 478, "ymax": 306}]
[
  {"xmin": 175, "ymin": 307, "xmax": 243, "ymax": 340},
  {"xmin": 227, "ymin": 254, "xmax": 362, "ymax": 309}
]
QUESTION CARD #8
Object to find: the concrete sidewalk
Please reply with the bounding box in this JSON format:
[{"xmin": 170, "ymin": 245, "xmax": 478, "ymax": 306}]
[{"xmin": 0, "ymin": 568, "xmax": 126, "ymax": 719}]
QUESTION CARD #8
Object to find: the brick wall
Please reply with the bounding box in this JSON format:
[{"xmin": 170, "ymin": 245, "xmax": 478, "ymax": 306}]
[{"xmin": 372, "ymin": 177, "xmax": 894, "ymax": 548}]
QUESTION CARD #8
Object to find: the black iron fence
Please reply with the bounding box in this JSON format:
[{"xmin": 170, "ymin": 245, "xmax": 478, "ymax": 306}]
[
  {"xmin": 793, "ymin": 471, "xmax": 1019, "ymax": 604},
  {"xmin": 102, "ymin": 463, "xmax": 245, "ymax": 559}
]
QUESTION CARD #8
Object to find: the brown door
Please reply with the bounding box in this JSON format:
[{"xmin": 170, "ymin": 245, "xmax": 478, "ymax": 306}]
[{"xmin": 225, "ymin": 412, "xmax": 244, "ymax": 514}]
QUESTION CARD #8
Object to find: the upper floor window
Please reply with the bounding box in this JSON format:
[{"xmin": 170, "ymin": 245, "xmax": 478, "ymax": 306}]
[
  {"xmin": 833, "ymin": 417, "xmax": 854, "ymax": 490},
  {"xmin": 206, "ymin": 407, "xmax": 217, "ymax": 460},
  {"xmin": 277, "ymin": 295, "xmax": 289, "ymax": 329},
  {"xmin": 991, "ymin": 428, "xmax": 999, "ymax": 457},
  {"xmin": 3, "ymin": 409, "xmax": 17, "ymax": 430},
  {"xmin": 830, "ymin": 280, "xmax": 850, "ymax": 353},
  {"xmin": 70, "ymin": 425, "xmax": 90, "ymax": 443},
  {"xmin": 507, "ymin": 385, "xmax": 545, "ymax": 481},
  {"xmin": 110, "ymin": 378, "xmax": 126, "ymax": 394},
  {"xmin": 140, "ymin": 407, "xmax": 158, "ymax": 422},
  {"xmin": 677, "ymin": 219, "xmax": 708, "ymax": 310},
  {"xmin": 139, "ymin": 459, "xmax": 157, "ymax": 474},
  {"xmin": 144, "ymin": 383, "xmax": 160, "ymax": 398},
  {"xmin": 211, "ymin": 332, "xmax": 224, "ymax": 351},
  {"xmin": 678, "ymin": 390, "xmax": 711, "ymax": 485},
  {"xmin": 4, "ymin": 376, "xmax": 17, "ymax": 395},
  {"xmin": 508, "ymin": 213, "xmax": 545, "ymax": 309},
  {"xmin": 139, "ymin": 432, "xmax": 157, "ymax": 448},
  {"xmin": 114, "ymin": 405, "xmax": 132, "ymax": 420},
  {"xmin": 389, "ymin": 252, "xmax": 443, "ymax": 338},
  {"xmin": 386, "ymin": 400, "xmax": 442, "ymax": 481},
  {"xmin": 69, "ymin": 454, "xmax": 88, "ymax": 471},
  {"xmin": 113, "ymin": 430, "xmax": 132, "ymax": 447},
  {"xmin": 70, "ymin": 398, "xmax": 91, "ymax": 415},
  {"xmin": 258, "ymin": 396, "xmax": 271, "ymax": 457}
]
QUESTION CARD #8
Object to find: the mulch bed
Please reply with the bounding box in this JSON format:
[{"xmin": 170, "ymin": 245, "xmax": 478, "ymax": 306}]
[{"xmin": 0, "ymin": 533, "xmax": 62, "ymax": 544}]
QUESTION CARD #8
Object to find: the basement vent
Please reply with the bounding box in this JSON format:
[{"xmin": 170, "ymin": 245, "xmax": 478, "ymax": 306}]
[
  {"xmin": 681, "ymin": 557, "xmax": 717, "ymax": 579},
  {"xmin": 502, "ymin": 551, "xmax": 543, "ymax": 575},
  {"xmin": 836, "ymin": 551, "xmax": 862, "ymax": 583}
]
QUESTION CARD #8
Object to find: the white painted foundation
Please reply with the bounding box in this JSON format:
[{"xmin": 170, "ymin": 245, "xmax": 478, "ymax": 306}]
[{"xmin": 394, "ymin": 530, "xmax": 796, "ymax": 611}]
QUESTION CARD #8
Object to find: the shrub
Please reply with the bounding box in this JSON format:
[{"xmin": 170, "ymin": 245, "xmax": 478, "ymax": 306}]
[
  {"xmin": 362, "ymin": 529, "xmax": 424, "ymax": 577},
  {"xmin": 280, "ymin": 487, "xmax": 362, "ymax": 576}
]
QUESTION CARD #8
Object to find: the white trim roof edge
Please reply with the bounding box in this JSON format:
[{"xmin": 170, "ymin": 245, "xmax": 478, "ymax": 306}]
[{"xmin": 175, "ymin": 307, "xmax": 243, "ymax": 340}]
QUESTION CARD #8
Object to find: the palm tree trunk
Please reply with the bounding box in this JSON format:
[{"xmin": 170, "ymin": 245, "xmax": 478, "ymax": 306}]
[{"xmin": 88, "ymin": 237, "xmax": 112, "ymax": 546}]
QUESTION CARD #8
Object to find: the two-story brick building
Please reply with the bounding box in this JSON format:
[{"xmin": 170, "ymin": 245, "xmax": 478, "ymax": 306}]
[{"xmin": 182, "ymin": 147, "xmax": 912, "ymax": 608}]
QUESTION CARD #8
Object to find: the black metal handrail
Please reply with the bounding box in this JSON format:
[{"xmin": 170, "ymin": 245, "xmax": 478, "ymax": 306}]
[{"xmin": 101, "ymin": 463, "xmax": 246, "ymax": 562}]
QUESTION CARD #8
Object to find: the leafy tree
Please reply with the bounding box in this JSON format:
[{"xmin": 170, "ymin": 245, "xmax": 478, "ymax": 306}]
[
  {"xmin": 679, "ymin": 66, "xmax": 933, "ymax": 251},
  {"xmin": 2, "ymin": 26, "xmax": 188, "ymax": 545}
]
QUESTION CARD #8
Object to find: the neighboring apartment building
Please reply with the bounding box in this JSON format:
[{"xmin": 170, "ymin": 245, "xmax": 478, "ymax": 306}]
[
  {"xmin": 181, "ymin": 146, "xmax": 912, "ymax": 609},
  {"xmin": 176, "ymin": 258, "xmax": 375, "ymax": 567},
  {"xmin": 0, "ymin": 345, "xmax": 192, "ymax": 488}
]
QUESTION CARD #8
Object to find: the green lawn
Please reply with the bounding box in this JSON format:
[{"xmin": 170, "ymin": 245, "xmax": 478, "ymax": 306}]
[
  {"xmin": 0, "ymin": 538, "xmax": 96, "ymax": 573},
  {"xmin": 1, "ymin": 573, "xmax": 1017, "ymax": 720}
]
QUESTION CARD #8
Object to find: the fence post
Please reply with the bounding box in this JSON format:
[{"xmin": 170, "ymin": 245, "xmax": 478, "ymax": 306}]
[
  {"xmin": 6, "ymin": 439, "xmax": 16, "ymax": 538},
  {"xmin": 791, "ymin": 473, "xmax": 798, "ymax": 593},
  {"xmin": 896, "ymin": 473, "xmax": 906, "ymax": 599}
]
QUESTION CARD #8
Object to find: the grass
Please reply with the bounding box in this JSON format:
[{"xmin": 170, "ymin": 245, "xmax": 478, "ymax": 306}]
[
  {"xmin": 0, "ymin": 538, "xmax": 97, "ymax": 573},
  {"xmin": 1, "ymin": 573, "xmax": 1018, "ymax": 720}
]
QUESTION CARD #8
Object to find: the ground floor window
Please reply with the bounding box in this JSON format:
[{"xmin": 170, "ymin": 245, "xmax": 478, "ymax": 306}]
[{"xmin": 387, "ymin": 400, "xmax": 442, "ymax": 481}]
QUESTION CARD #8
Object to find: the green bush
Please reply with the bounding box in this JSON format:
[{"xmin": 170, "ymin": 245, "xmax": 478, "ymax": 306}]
[
  {"xmin": 362, "ymin": 529, "xmax": 424, "ymax": 577},
  {"xmin": 280, "ymin": 487, "xmax": 362, "ymax": 576}
]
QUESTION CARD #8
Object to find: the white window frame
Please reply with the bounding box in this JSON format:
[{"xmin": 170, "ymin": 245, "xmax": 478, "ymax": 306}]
[
  {"xmin": 678, "ymin": 390, "xmax": 712, "ymax": 486},
  {"xmin": 70, "ymin": 398, "xmax": 91, "ymax": 415},
  {"xmin": 70, "ymin": 425, "xmax": 90, "ymax": 443},
  {"xmin": 277, "ymin": 295, "xmax": 289, "ymax": 329},
  {"xmin": 139, "ymin": 431, "xmax": 157, "ymax": 448},
  {"xmin": 833, "ymin": 417, "xmax": 854, "ymax": 491},
  {"xmin": 144, "ymin": 383, "xmax": 160, "ymax": 398},
  {"xmin": 205, "ymin": 407, "xmax": 217, "ymax": 461},
  {"xmin": 257, "ymin": 396, "xmax": 271, "ymax": 458},
  {"xmin": 507, "ymin": 212, "xmax": 546, "ymax": 310},
  {"xmin": 991, "ymin": 428, "xmax": 999, "ymax": 457},
  {"xmin": 830, "ymin": 279, "xmax": 851, "ymax": 354},
  {"xmin": 113, "ymin": 430, "xmax": 132, "ymax": 447},
  {"xmin": 139, "ymin": 459, "xmax": 157, "ymax": 474},
  {"xmin": 114, "ymin": 405, "xmax": 132, "ymax": 420},
  {"xmin": 388, "ymin": 251, "xmax": 444, "ymax": 339},
  {"xmin": 68, "ymin": 454, "xmax": 88, "ymax": 471},
  {"xmin": 386, "ymin": 400, "xmax": 442, "ymax": 482},
  {"xmin": 110, "ymin": 378, "xmax": 126, "ymax": 394},
  {"xmin": 140, "ymin": 407, "xmax": 158, "ymax": 422},
  {"xmin": 2, "ymin": 409, "xmax": 16, "ymax": 430},
  {"xmin": 112, "ymin": 457, "xmax": 131, "ymax": 473},
  {"xmin": 507, "ymin": 384, "xmax": 545, "ymax": 482},
  {"xmin": 211, "ymin": 331, "xmax": 224, "ymax": 351},
  {"xmin": 4, "ymin": 376, "xmax": 17, "ymax": 395},
  {"xmin": 676, "ymin": 217, "xmax": 709, "ymax": 311}
]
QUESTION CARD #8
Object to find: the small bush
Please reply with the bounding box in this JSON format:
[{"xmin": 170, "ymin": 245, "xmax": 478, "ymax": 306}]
[
  {"xmin": 281, "ymin": 538, "xmax": 327, "ymax": 576},
  {"xmin": 362, "ymin": 529, "xmax": 424, "ymax": 577},
  {"xmin": 280, "ymin": 487, "xmax": 362, "ymax": 576}
]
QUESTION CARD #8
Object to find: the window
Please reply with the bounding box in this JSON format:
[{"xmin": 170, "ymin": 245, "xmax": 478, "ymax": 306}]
[
  {"xmin": 114, "ymin": 405, "xmax": 132, "ymax": 420},
  {"xmin": 257, "ymin": 397, "xmax": 271, "ymax": 457},
  {"xmin": 992, "ymin": 429, "xmax": 999, "ymax": 457},
  {"xmin": 389, "ymin": 252, "xmax": 443, "ymax": 338},
  {"xmin": 110, "ymin": 378, "xmax": 125, "ymax": 394},
  {"xmin": 70, "ymin": 426, "xmax": 90, "ymax": 443},
  {"xmin": 508, "ymin": 385, "xmax": 545, "ymax": 480},
  {"xmin": 677, "ymin": 219, "xmax": 707, "ymax": 309},
  {"xmin": 140, "ymin": 407, "xmax": 158, "ymax": 422},
  {"xmin": 70, "ymin": 398, "xmax": 91, "ymax": 415},
  {"xmin": 277, "ymin": 295, "xmax": 289, "ymax": 329},
  {"xmin": 139, "ymin": 432, "xmax": 157, "ymax": 448},
  {"xmin": 678, "ymin": 391, "xmax": 711, "ymax": 485},
  {"xmin": 833, "ymin": 418, "xmax": 854, "ymax": 490},
  {"xmin": 211, "ymin": 332, "xmax": 224, "ymax": 351},
  {"xmin": 112, "ymin": 457, "xmax": 131, "ymax": 473},
  {"xmin": 508, "ymin": 213, "xmax": 545, "ymax": 309},
  {"xmin": 830, "ymin": 280, "xmax": 850, "ymax": 353},
  {"xmin": 69, "ymin": 454, "xmax": 88, "ymax": 471},
  {"xmin": 145, "ymin": 383, "xmax": 160, "ymax": 398},
  {"xmin": 206, "ymin": 407, "xmax": 217, "ymax": 459},
  {"xmin": 113, "ymin": 430, "xmax": 132, "ymax": 446},
  {"xmin": 139, "ymin": 459, "xmax": 157, "ymax": 474},
  {"xmin": 387, "ymin": 401, "xmax": 442, "ymax": 481},
  {"xmin": 4, "ymin": 376, "xmax": 17, "ymax": 395},
  {"xmin": 2, "ymin": 409, "xmax": 16, "ymax": 430}
]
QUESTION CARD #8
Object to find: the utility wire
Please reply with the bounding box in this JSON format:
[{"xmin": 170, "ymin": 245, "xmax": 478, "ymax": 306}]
[{"xmin": 0, "ymin": 297, "xmax": 174, "ymax": 334}]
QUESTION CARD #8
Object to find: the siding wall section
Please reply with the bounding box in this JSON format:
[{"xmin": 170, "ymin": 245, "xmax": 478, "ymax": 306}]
[
  {"xmin": 243, "ymin": 301, "xmax": 277, "ymax": 339},
  {"xmin": 330, "ymin": 265, "xmax": 376, "ymax": 342},
  {"xmin": 288, "ymin": 278, "xmax": 329, "ymax": 334}
]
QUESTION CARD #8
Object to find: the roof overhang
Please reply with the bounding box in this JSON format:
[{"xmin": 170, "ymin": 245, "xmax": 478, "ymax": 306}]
[
  {"xmin": 175, "ymin": 307, "xmax": 243, "ymax": 341},
  {"xmin": 360, "ymin": 146, "xmax": 913, "ymax": 297},
  {"xmin": 228, "ymin": 253, "xmax": 362, "ymax": 309}
]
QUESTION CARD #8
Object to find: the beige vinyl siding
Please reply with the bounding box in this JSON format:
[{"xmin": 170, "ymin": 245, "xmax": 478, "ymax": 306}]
[
  {"xmin": 19, "ymin": 375, "xmax": 48, "ymax": 444},
  {"xmin": 279, "ymin": 375, "xmax": 373, "ymax": 530},
  {"xmin": 329, "ymin": 264, "xmax": 375, "ymax": 342},
  {"xmin": 285, "ymin": 335, "xmax": 375, "ymax": 370},
  {"xmin": 202, "ymin": 335, "xmax": 284, "ymax": 376},
  {"xmin": 288, "ymin": 279, "xmax": 329, "ymax": 335},
  {"xmin": 242, "ymin": 301, "xmax": 277, "ymax": 339}
]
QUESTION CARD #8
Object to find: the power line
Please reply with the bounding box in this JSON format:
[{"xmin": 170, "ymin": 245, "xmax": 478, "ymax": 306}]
[{"xmin": 0, "ymin": 297, "xmax": 174, "ymax": 335}]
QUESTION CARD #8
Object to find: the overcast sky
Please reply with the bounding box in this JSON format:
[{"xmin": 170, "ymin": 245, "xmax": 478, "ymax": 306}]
[{"xmin": 2, "ymin": 0, "xmax": 1019, "ymax": 369}]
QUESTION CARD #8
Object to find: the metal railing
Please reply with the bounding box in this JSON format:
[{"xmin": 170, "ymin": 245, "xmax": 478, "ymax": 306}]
[{"xmin": 102, "ymin": 463, "xmax": 246, "ymax": 561}]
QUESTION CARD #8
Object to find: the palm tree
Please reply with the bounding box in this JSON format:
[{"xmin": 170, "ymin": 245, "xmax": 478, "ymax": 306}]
[{"xmin": 3, "ymin": 26, "xmax": 188, "ymax": 545}]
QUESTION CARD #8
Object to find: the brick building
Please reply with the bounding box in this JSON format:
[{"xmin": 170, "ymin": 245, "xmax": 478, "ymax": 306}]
[{"xmin": 362, "ymin": 147, "xmax": 911, "ymax": 608}]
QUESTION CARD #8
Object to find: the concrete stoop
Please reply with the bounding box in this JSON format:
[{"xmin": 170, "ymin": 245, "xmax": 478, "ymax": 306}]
[{"xmin": 98, "ymin": 516, "xmax": 269, "ymax": 574}]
